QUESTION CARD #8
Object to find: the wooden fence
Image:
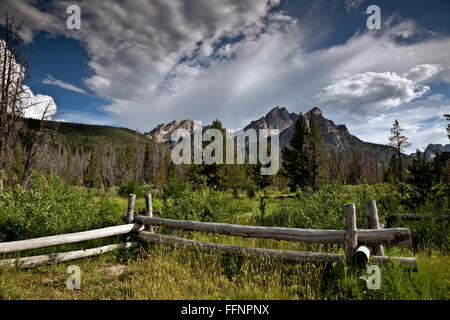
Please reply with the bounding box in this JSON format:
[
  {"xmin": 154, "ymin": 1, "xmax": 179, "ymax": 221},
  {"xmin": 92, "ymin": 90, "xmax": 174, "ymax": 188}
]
[
  {"xmin": 385, "ymin": 213, "xmax": 450, "ymax": 228},
  {"xmin": 131, "ymin": 197, "xmax": 416, "ymax": 268},
  {"xmin": 0, "ymin": 194, "xmax": 417, "ymax": 269}
]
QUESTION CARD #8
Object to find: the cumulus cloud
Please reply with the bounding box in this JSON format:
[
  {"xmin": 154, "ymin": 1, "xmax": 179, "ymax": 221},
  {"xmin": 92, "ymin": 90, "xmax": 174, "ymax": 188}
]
[
  {"xmin": 316, "ymin": 70, "xmax": 431, "ymax": 115},
  {"xmin": 22, "ymin": 86, "xmax": 57, "ymax": 120},
  {"xmin": 43, "ymin": 75, "xmax": 88, "ymax": 94},
  {"xmin": 403, "ymin": 64, "xmax": 445, "ymax": 83},
  {"xmin": 316, "ymin": 63, "xmax": 445, "ymax": 116},
  {"xmin": 0, "ymin": 39, "xmax": 58, "ymax": 121}
]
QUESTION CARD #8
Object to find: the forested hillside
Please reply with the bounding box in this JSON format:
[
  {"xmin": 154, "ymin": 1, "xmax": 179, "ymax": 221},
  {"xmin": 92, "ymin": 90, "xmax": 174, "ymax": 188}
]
[{"xmin": 13, "ymin": 118, "xmax": 172, "ymax": 189}]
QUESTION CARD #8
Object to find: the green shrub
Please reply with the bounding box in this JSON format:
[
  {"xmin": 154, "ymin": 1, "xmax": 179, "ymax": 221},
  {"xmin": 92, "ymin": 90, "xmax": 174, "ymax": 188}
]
[
  {"xmin": 247, "ymin": 182, "xmax": 256, "ymax": 198},
  {"xmin": 0, "ymin": 171, "xmax": 119, "ymax": 241},
  {"xmin": 161, "ymin": 185, "xmax": 228, "ymax": 223},
  {"xmin": 118, "ymin": 180, "xmax": 141, "ymax": 198}
]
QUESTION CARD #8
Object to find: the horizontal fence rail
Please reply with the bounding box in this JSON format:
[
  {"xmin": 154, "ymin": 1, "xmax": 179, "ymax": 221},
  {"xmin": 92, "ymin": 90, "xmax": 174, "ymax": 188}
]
[
  {"xmin": 134, "ymin": 215, "xmax": 412, "ymax": 248},
  {"xmin": 392, "ymin": 214, "xmax": 450, "ymax": 220},
  {"xmin": 386, "ymin": 214, "xmax": 450, "ymax": 227},
  {"xmin": 137, "ymin": 232, "xmax": 417, "ymax": 267},
  {"xmin": 138, "ymin": 232, "xmax": 344, "ymax": 264},
  {"xmin": 0, "ymin": 223, "xmax": 143, "ymax": 254},
  {"xmin": 0, "ymin": 242, "xmax": 135, "ymax": 268}
]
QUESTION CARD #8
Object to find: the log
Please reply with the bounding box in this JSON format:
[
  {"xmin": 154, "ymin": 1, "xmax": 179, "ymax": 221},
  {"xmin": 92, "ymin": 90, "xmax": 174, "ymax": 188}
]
[
  {"xmin": 137, "ymin": 232, "xmax": 343, "ymax": 264},
  {"xmin": 0, "ymin": 223, "xmax": 143, "ymax": 254},
  {"xmin": 137, "ymin": 232, "xmax": 417, "ymax": 267},
  {"xmin": 134, "ymin": 215, "xmax": 412, "ymax": 247},
  {"xmin": 385, "ymin": 214, "xmax": 450, "ymax": 227},
  {"xmin": 365, "ymin": 200, "xmax": 384, "ymax": 256},
  {"xmin": 0, "ymin": 242, "xmax": 135, "ymax": 268},
  {"xmin": 135, "ymin": 215, "xmax": 344, "ymax": 243},
  {"xmin": 371, "ymin": 255, "xmax": 418, "ymax": 269},
  {"xmin": 357, "ymin": 228, "xmax": 411, "ymax": 248},
  {"xmin": 354, "ymin": 245, "xmax": 370, "ymax": 268},
  {"xmin": 126, "ymin": 194, "xmax": 136, "ymax": 223},
  {"xmin": 392, "ymin": 214, "xmax": 450, "ymax": 221},
  {"xmin": 344, "ymin": 203, "xmax": 357, "ymax": 265},
  {"xmin": 145, "ymin": 193, "xmax": 154, "ymax": 233}
]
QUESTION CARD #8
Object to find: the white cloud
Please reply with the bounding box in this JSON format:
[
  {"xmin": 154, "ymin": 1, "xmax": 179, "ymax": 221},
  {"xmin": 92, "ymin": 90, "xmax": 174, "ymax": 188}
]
[
  {"xmin": 43, "ymin": 75, "xmax": 88, "ymax": 94},
  {"xmin": 0, "ymin": 39, "xmax": 58, "ymax": 121},
  {"xmin": 317, "ymin": 71, "xmax": 430, "ymax": 115},
  {"xmin": 403, "ymin": 64, "xmax": 445, "ymax": 83},
  {"xmin": 22, "ymin": 86, "xmax": 57, "ymax": 120},
  {"xmin": 0, "ymin": 0, "xmax": 64, "ymax": 43}
]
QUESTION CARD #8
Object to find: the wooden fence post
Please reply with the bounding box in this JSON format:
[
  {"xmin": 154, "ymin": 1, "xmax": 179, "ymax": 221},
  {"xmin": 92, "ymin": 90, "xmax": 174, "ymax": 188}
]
[
  {"xmin": 145, "ymin": 193, "xmax": 154, "ymax": 233},
  {"xmin": 126, "ymin": 194, "xmax": 136, "ymax": 224},
  {"xmin": 354, "ymin": 245, "xmax": 370, "ymax": 268},
  {"xmin": 344, "ymin": 203, "xmax": 357, "ymax": 265},
  {"xmin": 365, "ymin": 200, "xmax": 384, "ymax": 256}
]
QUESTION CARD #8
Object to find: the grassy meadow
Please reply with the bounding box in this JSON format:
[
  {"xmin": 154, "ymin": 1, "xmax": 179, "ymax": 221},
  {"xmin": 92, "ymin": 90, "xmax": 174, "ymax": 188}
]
[{"xmin": 0, "ymin": 172, "xmax": 448, "ymax": 299}]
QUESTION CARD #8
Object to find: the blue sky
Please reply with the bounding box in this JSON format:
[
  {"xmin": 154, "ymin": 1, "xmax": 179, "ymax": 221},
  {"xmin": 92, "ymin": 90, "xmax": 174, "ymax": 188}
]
[{"xmin": 2, "ymin": 0, "xmax": 450, "ymax": 152}]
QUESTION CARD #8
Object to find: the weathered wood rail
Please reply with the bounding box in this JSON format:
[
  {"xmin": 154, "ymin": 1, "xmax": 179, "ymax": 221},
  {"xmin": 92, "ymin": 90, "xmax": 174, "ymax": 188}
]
[
  {"xmin": 0, "ymin": 223, "xmax": 143, "ymax": 254},
  {"xmin": 133, "ymin": 215, "xmax": 412, "ymax": 248},
  {"xmin": 0, "ymin": 223, "xmax": 143, "ymax": 268},
  {"xmin": 386, "ymin": 213, "xmax": 450, "ymax": 227},
  {"xmin": 0, "ymin": 242, "xmax": 136, "ymax": 268},
  {"xmin": 0, "ymin": 193, "xmax": 417, "ymax": 269}
]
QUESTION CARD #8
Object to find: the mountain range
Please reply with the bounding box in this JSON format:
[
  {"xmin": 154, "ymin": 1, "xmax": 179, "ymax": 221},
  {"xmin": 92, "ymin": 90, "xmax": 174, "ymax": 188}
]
[
  {"xmin": 411, "ymin": 143, "xmax": 450, "ymax": 159},
  {"xmin": 145, "ymin": 106, "xmax": 400, "ymax": 163}
]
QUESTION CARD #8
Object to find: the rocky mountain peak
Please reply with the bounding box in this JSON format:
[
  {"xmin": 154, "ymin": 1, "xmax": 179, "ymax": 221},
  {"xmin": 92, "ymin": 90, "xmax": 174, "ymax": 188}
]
[
  {"xmin": 146, "ymin": 119, "xmax": 195, "ymax": 143},
  {"xmin": 244, "ymin": 106, "xmax": 298, "ymax": 133},
  {"xmin": 307, "ymin": 106, "xmax": 323, "ymax": 117}
]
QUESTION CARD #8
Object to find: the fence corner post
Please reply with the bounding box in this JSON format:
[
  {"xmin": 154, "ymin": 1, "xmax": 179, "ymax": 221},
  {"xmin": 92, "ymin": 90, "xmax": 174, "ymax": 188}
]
[
  {"xmin": 344, "ymin": 203, "xmax": 357, "ymax": 266},
  {"xmin": 365, "ymin": 200, "xmax": 384, "ymax": 256},
  {"xmin": 126, "ymin": 194, "xmax": 136, "ymax": 224},
  {"xmin": 145, "ymin": 193, "xmax": 154, "ymax": 233}
]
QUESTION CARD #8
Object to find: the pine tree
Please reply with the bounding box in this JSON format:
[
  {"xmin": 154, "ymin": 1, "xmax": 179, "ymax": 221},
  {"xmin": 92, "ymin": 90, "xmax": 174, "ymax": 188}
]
[
  {"xmin": 388, "ymin": 119, "xmax": 411, "ymax": 183},
  {"xmin": 143, "ymin": 140, "xmax": 153, "ymax": 184},
  {"xmin": 384, "ymin": 154, "xmax": 400, "ymax": 183},
  {"xmin": 281, "ymin": 113, "xmax": 309, "ymax": 191},
  {"xmin": 407, "ymin": 150, "xmax": 433, "ymax": 204},
  {"xmin": 13, "ymin": 142, "xmax": 25, "ymax": 181},
  {"xmin": 84, "ymin": 150, "xmax": 101, "ymax": 188},
  {"xmin": 199, "ymin": 119, "xmax": 226, "ymax": 190},
  {"xmin": 432, "ymin": 150, "xmax": 450, "ymax": 184},
  {"xmin": 307, "ymin": 114, "xmax": 326, "ymax": 190},
  {"xmin": 250, "ymin": 143, "xmax": 271, "ymax": 190}
]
